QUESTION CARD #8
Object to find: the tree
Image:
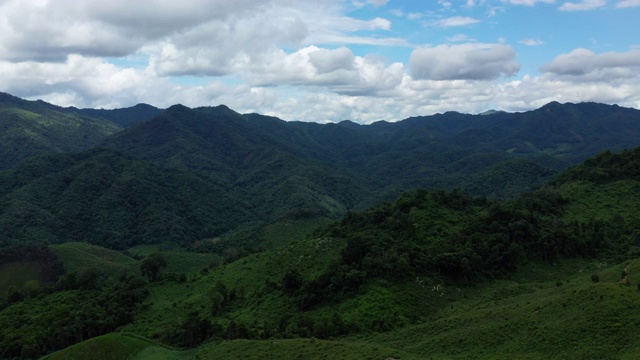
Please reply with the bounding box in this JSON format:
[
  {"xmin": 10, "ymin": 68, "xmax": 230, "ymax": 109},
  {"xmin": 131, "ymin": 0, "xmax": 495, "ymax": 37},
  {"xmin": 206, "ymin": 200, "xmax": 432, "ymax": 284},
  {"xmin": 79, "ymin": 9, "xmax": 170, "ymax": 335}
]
[
  {"xmin": 140, "ymin": 253, "xmax": 167, "ymax": 281},
  {"xmin": 281, "ymin": 268, "xmax": 303, "ymax": 294}
]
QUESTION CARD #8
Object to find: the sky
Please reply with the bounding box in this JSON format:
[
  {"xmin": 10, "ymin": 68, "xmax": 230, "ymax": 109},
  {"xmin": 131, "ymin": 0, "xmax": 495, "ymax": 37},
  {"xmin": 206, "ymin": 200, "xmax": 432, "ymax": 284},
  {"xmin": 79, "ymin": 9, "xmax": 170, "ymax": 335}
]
[{"xmin": 0, "ymin": 0, "xmax": 639, "ymax": 123}]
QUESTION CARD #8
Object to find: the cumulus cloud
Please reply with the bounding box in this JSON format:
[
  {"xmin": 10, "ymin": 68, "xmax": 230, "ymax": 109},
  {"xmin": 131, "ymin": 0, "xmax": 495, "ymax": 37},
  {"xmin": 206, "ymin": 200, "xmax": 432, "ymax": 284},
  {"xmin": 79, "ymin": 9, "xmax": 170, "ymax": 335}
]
[
  {"xmin": 0, "ymin": 0, "xmax": 270, "ymax": 62},
  {"xmin": 0, "ymin": 55, "xmax": 175, "ymax": 108},
  {"xmin": 241, "ymin": 46, "xmax": 405, "ymax": 98},
  {"xmin": 558, "ymin": 0, "xmax": 606, "ymax": 11},
  {"xmin": 0, "ymin": 0, "xmax": 398, "ymax": 71},
  {"xmin": 540, "ymin": 48, "xmax": 640, "ymax": 80},
  {"xmin": 308, "ymin": 47, "xmax": 356, "ymax": 74},
  {"xmin": 410, "ymin": 44, "xmax": 520, "ymax": 81}
]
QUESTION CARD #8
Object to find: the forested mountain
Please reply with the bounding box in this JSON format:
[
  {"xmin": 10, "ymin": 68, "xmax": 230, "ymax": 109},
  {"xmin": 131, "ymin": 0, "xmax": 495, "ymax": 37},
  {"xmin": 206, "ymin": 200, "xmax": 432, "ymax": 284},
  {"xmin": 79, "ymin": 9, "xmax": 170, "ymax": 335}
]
[
  {"xmin": 0, "ymin": 148, "xmax": 252, "ymax": 249},
  {"xmin": 104, "ymin": 104, "xmax": 371, "ymax": 220},
  {"xmin": 0, "ymin": 92, "xmax": 122, "ymax": 169},
  {"xmin": 2, "ymin": 92, "xmax": 640, "ymax": 251},
  {"xmin": 104, "ymin": 100, "xmax": 640, "ymax": 214}
]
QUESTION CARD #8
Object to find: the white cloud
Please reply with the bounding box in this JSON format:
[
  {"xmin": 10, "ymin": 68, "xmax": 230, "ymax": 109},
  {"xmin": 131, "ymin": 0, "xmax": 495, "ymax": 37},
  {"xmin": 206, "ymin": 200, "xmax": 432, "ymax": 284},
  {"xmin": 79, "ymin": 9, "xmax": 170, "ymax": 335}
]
[
  {"xmin": 427, "ymin": 16, "xmax": 481, "ymax": 27},
  {"xmin": 540, "ymin": 48, "xmax": 640, "ymax": 81},
  {"xmin": 558, "ymin": 0, "xmax": 606, "ymax": 11},
  {"xmin": 0, "ymin": 0, "xmax": 272, "ymax": 62},
  {"xmin": 500, "ymin": 0, "xmax": 556, "ymax": 5},
  {"xmin": 367, "ymin": 0, "xmax": 388, "ymax": 7},
  {"xmin": 242, "ymin": 46, "xmax": 405, "ymax": 97},
  {"xmin": 616, "ymin": 0, "xmax": 640, "ymax": 7},
  {"xmin": 519, "ymin": 38, "xmax": 544, "ymax": 46},
  {"xmin": 410, "ymin": 43, "xmax": 520, "ymax": 81}
]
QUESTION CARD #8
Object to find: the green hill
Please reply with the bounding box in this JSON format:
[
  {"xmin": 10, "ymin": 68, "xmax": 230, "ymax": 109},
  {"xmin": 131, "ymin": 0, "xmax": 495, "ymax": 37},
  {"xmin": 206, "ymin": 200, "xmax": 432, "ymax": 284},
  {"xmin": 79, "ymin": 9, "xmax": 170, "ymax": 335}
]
[
  {"xmin": 0, "ymin": 92, "xmax": 122, "ymax": 169},
  {"xmin": 0, "ymin": 148, "xmax": 253, "ymax": 248}
]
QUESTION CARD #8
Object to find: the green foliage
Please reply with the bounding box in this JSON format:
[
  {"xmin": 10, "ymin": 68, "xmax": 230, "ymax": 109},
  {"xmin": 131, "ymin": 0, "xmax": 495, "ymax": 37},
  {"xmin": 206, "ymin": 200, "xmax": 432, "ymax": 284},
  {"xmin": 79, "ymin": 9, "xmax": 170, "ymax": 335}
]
[
  {"xmin": 0, "ymin": 149, "xmax": 252, "ymax": 248},
  {"xmin": 553, "ymin": 147, "xmax": 640, "ymax": 184},
  {"xmin": 0, "ymin": 271, "xmax": 147, "ymax": 359}
]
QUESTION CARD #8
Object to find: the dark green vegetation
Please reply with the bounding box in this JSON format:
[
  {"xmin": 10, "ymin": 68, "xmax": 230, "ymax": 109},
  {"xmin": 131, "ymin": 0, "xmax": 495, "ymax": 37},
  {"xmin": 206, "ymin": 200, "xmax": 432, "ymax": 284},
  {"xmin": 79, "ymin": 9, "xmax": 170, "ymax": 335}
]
[
  {"xmin": 2, "ymin": 97, "xmax": 640, "ymax": 252},
  {"xmin": 0, "ymin": 93, "xmax": 122, "ymax": 170},
  {"xmin": 2, "ymin": 92, "xmax": 640, "ymax": 359},
  {"xmin": 0, "ymin": 148, "xmax": 251, "ymax": 248}
]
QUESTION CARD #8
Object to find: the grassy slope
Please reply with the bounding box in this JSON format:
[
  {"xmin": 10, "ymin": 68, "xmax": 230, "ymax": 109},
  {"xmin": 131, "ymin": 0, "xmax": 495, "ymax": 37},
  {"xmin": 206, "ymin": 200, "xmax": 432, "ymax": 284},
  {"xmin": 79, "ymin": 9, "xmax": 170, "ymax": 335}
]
[
  {"xmin": 42, "ymin": 333, "xmax": 196, "ymax": 360},
  {"xmin": 366, "ymin": 259, "xmax": 640, "ymax": 359},
  {"xmin": 51, "ymin": 242, "xmax": 138, "ymax": 276},
  {"xmin": 195, "ymin": 338, "xmax": 420, "ymax": 360},
  {"xmin": 52, "ymin": 256, "xmax": 640, "ymax": 360},
  {"xmin": 121, "ymin": 234, "xmax": 346, "ymax": 339},
  {"xmin": 42, "ymin": 333, "xmax": 151, "ymax": 360}
]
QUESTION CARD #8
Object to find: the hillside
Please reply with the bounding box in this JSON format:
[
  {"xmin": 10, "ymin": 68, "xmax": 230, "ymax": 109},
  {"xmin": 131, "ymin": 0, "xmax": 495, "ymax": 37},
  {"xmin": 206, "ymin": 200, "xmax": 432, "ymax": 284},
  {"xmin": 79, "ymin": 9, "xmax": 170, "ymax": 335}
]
[
  {"xmin": 0, "ymin": 92, "xmax": 122, "ymax": 169},
  {"xmin": 104, "ymin": 104, "xmax": 370, "ymax": 220},
  {"xmin": 4, "ymin": 147, "xmax": 640, "ymax": 359},
  {"xmin": 0, "ymin": 148, "xmax": 253, "ymax": 249}
]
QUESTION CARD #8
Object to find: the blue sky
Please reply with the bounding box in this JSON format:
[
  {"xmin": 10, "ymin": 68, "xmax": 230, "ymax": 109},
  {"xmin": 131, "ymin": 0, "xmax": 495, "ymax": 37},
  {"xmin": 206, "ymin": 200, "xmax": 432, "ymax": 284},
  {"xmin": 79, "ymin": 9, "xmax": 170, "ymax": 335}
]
[{"xmin": 0, "ymin": 0, "xmax": 639, "ymax": 123}]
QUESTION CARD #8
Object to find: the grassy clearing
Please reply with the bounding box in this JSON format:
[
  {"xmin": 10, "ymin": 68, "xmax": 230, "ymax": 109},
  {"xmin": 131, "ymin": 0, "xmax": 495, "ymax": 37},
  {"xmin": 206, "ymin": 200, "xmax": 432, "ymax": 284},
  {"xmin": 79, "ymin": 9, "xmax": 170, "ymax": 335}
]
[
  {"xmin": 261, "ymin": 217, "xmax": 333, "ymax": 249},
  {"xmin": 51, "ymin": 242, "xmax": 137, "ymax": 276},
  {"xmin": 162, "ymin": 251, "xmax": 222, "ymax": 275},
  {"xmin": 43, "ymin": 333, "xmax": 152, "ymax": 360},
  {"xmin": 132, "ymin": 345, "xmax": 198, "ymax": 360}
]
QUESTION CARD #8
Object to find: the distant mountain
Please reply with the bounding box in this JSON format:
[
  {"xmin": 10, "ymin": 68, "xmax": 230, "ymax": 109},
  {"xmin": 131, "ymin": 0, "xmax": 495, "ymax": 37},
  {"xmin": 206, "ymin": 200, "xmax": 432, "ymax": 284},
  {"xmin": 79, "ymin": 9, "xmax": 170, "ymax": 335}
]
[
  {"xmin": 69, "ymin": 103, "xmax": 163, "ymax": 127},
  {"xmin": 0, "ymin": 92, "xmax": 122, "ymax": 169},
  {"xmin": 104, "ymin": 104, "xmax": 370, "ymax": 220},
  {"xmin": 103, "ymin": 100, "xmax": 640, "ymax": 209}
]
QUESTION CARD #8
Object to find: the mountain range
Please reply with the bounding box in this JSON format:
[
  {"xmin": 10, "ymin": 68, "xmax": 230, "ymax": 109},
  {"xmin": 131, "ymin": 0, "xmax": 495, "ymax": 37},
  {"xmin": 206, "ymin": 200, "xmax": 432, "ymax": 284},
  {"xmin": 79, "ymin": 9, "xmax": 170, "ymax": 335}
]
[{"xmin": 1, "ymin": 92, "xmax": 640, "ymax": 249}]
